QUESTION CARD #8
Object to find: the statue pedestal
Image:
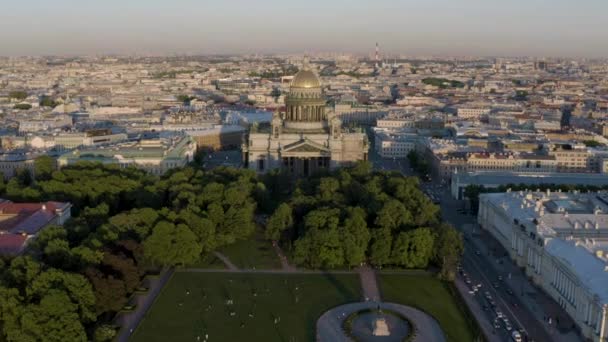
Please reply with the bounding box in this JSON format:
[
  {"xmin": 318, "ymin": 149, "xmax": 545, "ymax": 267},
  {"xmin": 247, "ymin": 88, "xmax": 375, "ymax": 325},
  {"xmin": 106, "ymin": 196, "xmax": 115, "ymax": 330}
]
[{"xmin": 372, "ymin": 317, "xmax": 390, "ymax": 336}]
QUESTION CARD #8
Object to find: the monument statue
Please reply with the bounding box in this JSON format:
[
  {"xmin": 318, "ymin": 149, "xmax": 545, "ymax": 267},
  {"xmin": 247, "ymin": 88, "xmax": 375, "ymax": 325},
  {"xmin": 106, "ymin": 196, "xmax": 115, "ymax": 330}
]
[{"xmin": 372, "ymin": 317, "xmax": 390, "ymax": 336}]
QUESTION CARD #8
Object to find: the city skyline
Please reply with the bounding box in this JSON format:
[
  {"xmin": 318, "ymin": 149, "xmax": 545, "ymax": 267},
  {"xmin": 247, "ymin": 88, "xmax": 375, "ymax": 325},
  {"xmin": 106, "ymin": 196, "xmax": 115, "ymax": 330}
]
[{"xmin": 1, "ymin": 0, "xmax": 607, "ymax": 57}]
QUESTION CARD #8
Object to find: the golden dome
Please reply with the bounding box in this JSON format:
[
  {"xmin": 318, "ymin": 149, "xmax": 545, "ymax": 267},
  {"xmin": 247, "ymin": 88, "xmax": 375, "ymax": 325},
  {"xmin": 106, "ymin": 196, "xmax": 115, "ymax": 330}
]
[{"xmin": 291, "ymin": 69, "xmax": 321, "ymax": 89}]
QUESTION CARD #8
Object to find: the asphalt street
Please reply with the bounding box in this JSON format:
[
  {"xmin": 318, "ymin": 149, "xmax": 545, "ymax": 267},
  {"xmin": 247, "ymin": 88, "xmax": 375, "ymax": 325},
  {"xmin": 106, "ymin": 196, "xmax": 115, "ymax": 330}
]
[{"xmin": 371, "ymin": 153, "xmax": 581, "ymax": 342}]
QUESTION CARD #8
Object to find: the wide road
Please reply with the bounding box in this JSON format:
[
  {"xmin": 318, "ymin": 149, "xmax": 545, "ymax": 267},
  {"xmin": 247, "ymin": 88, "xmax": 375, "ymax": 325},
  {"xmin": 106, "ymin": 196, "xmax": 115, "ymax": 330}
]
[
  {"xmin": 439, "ymin": 187, "xmax": 574, "ymax": 342},
  {"xmin": 369, "ymin": 154, "xmax": 574, "ymax": 342}
]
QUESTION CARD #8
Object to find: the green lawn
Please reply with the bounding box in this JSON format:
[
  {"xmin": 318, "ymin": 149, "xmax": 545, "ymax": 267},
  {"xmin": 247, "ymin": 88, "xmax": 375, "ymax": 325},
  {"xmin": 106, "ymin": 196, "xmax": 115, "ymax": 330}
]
[
  {"xmin": 187, "ymin": 229, "xmax": 280, "ymax": 269},
  {"xmin": 379, "ymin": 274, "xmax": 478, "ymax": 342},
  {"xmin": 218, "ymin": 230, "xmax": 281, "ymax": 269},
  {"xmin": 188, "ymin": 253, "xmax": 227, "ymax": 269},
  {"xmin": 132, "ymin": 272, "xmax": 361, "ymax": 342}
]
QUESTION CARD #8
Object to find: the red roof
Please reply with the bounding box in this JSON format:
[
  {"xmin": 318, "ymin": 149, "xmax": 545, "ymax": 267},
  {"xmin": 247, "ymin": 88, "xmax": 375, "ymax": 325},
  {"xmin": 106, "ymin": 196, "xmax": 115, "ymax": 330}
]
[{"xmin": 0, "ymin": 199, "xmax": 70, "ymax": 235}]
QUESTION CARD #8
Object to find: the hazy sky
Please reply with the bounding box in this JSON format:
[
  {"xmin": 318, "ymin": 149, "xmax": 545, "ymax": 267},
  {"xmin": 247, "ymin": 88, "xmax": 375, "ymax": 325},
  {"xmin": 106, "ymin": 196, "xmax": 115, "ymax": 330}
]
[{"xmin": 1, "ymin": 0, "xmax": 606, "ymax": 57}]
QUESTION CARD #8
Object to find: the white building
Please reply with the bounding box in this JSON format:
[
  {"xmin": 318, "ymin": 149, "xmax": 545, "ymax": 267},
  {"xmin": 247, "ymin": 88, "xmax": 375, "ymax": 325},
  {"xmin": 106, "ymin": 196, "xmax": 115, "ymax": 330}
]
[
  {"xmin": 457, "ymin": 107, "xmax": 491, "ymax": 120},
  {"xmin": 376, "ymin": 116, "xmax": 415, "ymax": 129},
  {"xmin": 57, "ymin": 135, "xmax": 195, "ymax": 175},
  {"xmin": 479, "ymin": 191, "xmax": 608, "ymax": 341},
  {"xmin": 373, "ymin": 129, "xmax": 418, "ymax": 158}
]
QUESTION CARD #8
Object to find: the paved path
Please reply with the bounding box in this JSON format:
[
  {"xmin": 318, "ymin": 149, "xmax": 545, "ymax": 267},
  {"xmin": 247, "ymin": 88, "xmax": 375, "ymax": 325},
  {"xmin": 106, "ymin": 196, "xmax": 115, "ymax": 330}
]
[
  {"xmin": 213, "ymin": 251, "xmax": 238, "ymax": 271},
  {"xmin": 116, "ymin": 268, "xmax": 174, "ymax": 342},
  {"xmin": 356, "ymin": 266, "xmax": 381, "ymax": 302},
  {"xmin": 272, "ymin": 241, "xmax": 297, "ymax": 272},
  {"xmin": 316, "ymin": 302, "xmax": 446, "ymax": 342}
]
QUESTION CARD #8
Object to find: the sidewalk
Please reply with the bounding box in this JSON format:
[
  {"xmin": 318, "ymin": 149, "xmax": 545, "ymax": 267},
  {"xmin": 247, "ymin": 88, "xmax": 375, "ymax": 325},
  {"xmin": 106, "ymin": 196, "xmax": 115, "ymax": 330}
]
[
  {"xmin": 115, "ymin": 268, "xmax": 174, "ymax": 342},
  {"xmin": 356, "ymin": 266, "xmax": 381, "ymax": 302}
]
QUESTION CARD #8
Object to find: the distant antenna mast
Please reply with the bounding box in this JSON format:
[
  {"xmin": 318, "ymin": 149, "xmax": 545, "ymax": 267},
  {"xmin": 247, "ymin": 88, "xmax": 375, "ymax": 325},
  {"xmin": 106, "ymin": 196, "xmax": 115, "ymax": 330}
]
[{"xmin": 375, "ymin": 42, "xmax": 380, "ymax": 69}]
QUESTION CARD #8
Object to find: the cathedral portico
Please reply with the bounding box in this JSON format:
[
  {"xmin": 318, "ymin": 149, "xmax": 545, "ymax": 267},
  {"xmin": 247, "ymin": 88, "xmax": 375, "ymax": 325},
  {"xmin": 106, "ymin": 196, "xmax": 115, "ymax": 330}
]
[{"xmin": 244, "ymin": 60, "xmax": 368, "ymax": 175}]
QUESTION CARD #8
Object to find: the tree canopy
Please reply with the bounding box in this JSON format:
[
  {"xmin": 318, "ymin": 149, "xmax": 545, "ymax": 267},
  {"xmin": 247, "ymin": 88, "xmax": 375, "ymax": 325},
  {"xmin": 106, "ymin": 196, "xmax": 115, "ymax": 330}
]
[
  {"xmin": 0, "ymin": 160, "xmax": 463, "ymax": 341},
  {"xmin": 264, "ymin": 161, "xmax": 460, "ymax": 271}
]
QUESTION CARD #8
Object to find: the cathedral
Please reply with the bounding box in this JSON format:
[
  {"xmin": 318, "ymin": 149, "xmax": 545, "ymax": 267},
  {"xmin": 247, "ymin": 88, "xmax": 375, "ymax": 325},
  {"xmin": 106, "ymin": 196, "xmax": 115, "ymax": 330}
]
[{"xmin": 244, "ymin": 63, "xmax": 368, "ymax": 176}]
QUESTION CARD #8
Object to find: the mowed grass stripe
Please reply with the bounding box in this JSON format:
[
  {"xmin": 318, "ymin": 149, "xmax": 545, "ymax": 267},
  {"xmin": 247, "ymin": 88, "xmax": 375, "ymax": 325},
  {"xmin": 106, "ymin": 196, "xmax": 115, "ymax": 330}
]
[
  {"xmin": 379, "ymin": 274, "xmax": 477, "ymax": 342},
  {"xmin": 132, "ymin": 272, "xmax": 360, "ymax": 342}
]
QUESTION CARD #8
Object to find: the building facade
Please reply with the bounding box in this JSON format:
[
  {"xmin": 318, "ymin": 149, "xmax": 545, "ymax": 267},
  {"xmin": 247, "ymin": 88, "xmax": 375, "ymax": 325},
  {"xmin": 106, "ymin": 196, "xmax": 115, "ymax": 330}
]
[
  {"xmin": 478, "ymin": 191, "xmax": 608, "ymax": 341},
  {"xmin": 244, "ymin": 65, "xmax": 368, "ymax": 175},
  {"xmin": 57, "ymin": 135, "xmax": 196, "ymax": 175}
]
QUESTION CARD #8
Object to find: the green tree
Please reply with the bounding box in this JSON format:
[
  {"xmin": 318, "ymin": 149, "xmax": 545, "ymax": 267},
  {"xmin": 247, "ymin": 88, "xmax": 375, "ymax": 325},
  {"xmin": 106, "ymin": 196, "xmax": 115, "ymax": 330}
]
[
  {"xmin": 464, "ymin": 185, "xmax": 486, "ymax": 213},
  {"xmin": 8, "ymin": 90, "xmax": 27, "ymax": 100},
  {"xmin": 143, "ymin": 221, "xmax": 202, "ymax": 266},
  {"xmin": 85, "ymin": 267, "xmax": 128, "ymax": 315},
  {"xmin": 391, "ymin": 228, "xmax": 434, "ymax": 268},
  {"xmin": 104, "ymin": 207, "xmax": 160, "ymax": 242},
  {"xmin": 177, "ymin": 210, "xmax": 216, "ymax": 253},
  {"xmin": 369, "ymin": 227, "xmax": 392, "ymax": 266},
  {"xmin": 34, "ymin": 155, "xmax": 55, "ymax": 181},
  {"xmin": 434, "ymin": 224, "xmax": 464, "ymax": 281},
  {"xmin": 341, "ymin": 207, "xmax": 370, "ymax": 267},
  {"xmin": 94, "ymin": 324, "xmax": 117, "ymax": 342},
  {"xmin": 0, "ymin": 286, "xmax": 25, "ymax": 341},
  {"xmin": 6, "ymin": 256, "xmax": 42, "ymax": 288},
  {"xmin": 265, "ymin": 203, "xmax": 293, "ymax": 241},
  {"xmin": 374, "ymin": 199, "xmax": 411, "ymax": 231},
  {"xmin": 583, "ymin": 140, "xmax": 603, "ymax": 148},
  {"xmin": 39, "ymin": 96, "xmax": 58, "ymax": 108},
  {"xmin": 294, "ymin": 227, "xmax": 344, "ymax": 268},
  {"xmin": 81, "ymin": 203, "xmax": 110, "ymax": 230},
  {"xmin": 317, "ymin": 178, "xmax": 340, "ymax": 202},
  {"xmin": 0, "ymin": 172, "xmax": 6, "ymax": 194},
  {"xmin": 28, "ymin": 269, "xmax": 97, "ymax": 322},
  {"xmin": 176, "ymin": 94, "xmax": 195, "ymax": 104},
  {"xmin": 304, "ymin": 208, "xmax": 341, "ymax": 231},
  {"xmin": 14, "ymin": 103, "xmax": 32, "ymax": 110},
  {"xmin": 19, "ymin": 291, "xmax": 88, "ymax": 342}
]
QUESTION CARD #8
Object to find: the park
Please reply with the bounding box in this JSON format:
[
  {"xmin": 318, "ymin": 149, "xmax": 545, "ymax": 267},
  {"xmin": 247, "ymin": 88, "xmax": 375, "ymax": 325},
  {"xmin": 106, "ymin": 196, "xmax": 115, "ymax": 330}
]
[
  {"xmin": 0, "ymin": 162, "xmax": 477, "ymax": 341},
  {"xmin": 131, "ymin": 268, "xmax": 478, "ymax": 341}
]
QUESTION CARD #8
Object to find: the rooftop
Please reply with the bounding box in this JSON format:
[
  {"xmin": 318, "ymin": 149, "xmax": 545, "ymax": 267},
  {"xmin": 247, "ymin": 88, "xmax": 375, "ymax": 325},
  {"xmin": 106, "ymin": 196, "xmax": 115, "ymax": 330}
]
[
  {"xmin": 0, "ymin": 199, "xmax": 70, "ymax": 235},
  {"xmin": 481, "ymin": 190, "xmax": 608, "ymax": 304}
]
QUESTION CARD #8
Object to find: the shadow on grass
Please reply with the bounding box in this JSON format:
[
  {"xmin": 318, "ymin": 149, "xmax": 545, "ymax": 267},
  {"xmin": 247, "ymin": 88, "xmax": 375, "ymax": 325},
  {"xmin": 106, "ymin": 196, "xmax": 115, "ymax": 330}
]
[{"xmin": 322, "ymin": 271, "xmax": 358, "ymax": 303}]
